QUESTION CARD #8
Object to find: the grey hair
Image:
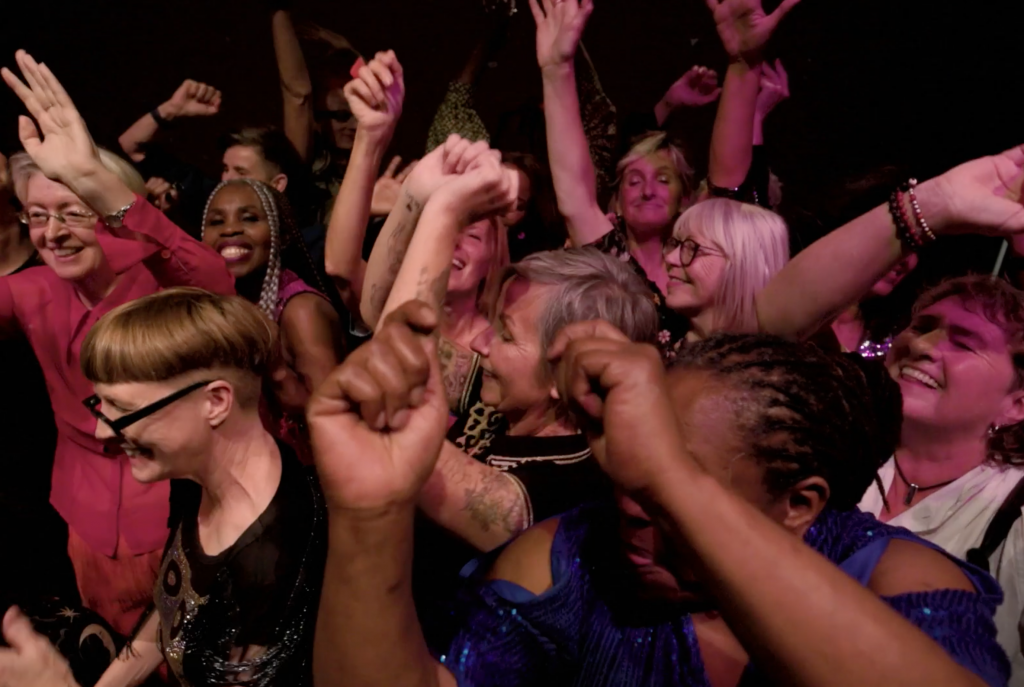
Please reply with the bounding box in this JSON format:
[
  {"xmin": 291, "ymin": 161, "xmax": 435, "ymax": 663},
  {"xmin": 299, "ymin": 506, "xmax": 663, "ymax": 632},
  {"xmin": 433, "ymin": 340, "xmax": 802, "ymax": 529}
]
[
  {"xmin": 201, "ymin": 178, "xmax": 282, "ymax": 317},
  {"xmin": 10, "ymin": 149, "xmax": 146, "ymax": 202},
  {"xmin": 503, "ymin": 247, "xmax": 659, "ymax": 369}
]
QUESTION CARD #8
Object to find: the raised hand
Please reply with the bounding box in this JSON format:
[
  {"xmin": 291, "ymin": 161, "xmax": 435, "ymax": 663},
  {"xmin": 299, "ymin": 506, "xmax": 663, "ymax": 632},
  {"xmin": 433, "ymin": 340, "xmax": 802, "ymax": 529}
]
[
  {"xmin": 308, "ymin": 301, "xmax": 448, "ymax": 512},
  {"xmin": 662, "ymin": 66, "xmax": 722, "ymax": 109},
  {"xmin": 547, "ymin": 320, "xmax": 681, "ymax": 494},
  {"xmin": 528, "ymin": 0, "xmax": 594, "ymax": 70},
  {"xmin": 755, "ymin": 58, "xmax": 789, "ymax": 119},
  {"xmin": 924, "ymin": 145, "xmax": 1024, "ymax": 238},
  {"xmin": 343, "ymin": 50, "xmax": 405, "ymax": 142},
  {"xmin": 0, "ymin": 607, "xmax": 78, "ymax": 687},
  {"xmin": 431, "ymin": 140, "xmax": 519, "ymax": 224},
  {"xmin": 145, "ymin": 177, "xmax": 179, "ymax": 213},
  {"xmin": 160, "ymin": 79, "xmax": 222, "ymax": 119},
  {"xmin": 1, "ymin": 50, "xmax": 103, "ymax": 186},
  {"xmin": 706, "ymin": 0, "xmax": 801, "ymax": 64},
  {"xmin": 371, "ymin": 156, "xmax": 417, "ymax": 217}
]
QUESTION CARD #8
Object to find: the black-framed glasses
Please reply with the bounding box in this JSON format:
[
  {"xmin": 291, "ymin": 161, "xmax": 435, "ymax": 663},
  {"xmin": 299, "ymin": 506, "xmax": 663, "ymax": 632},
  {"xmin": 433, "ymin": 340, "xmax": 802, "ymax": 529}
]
[
  {"xmin": 18, "ymin": 209, "xmax": 97, "ymax": 229},
  {"xmin": 663, "ymin": 237, "xmax": 725, "ymax": 266},
  {"xmin": 83, "ymin": 380, "xmax": 214, "ymax": 440}
]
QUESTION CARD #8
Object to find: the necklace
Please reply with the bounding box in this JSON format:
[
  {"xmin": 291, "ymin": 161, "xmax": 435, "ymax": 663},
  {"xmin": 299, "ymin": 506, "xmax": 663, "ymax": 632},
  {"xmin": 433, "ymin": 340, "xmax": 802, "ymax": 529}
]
[{"xmin": 893, "ymin": 457, "xmax": 958, "ymax": 506}]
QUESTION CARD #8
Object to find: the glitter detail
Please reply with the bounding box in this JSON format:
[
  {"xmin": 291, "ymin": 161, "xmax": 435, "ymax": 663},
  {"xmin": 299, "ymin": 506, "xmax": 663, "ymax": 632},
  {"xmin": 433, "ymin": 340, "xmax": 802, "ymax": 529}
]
[
  {"xmin": 156, "ymin": 528, "xmax": 209, "ymax": 684},
  {"xmin": 857, "ymin": 336, "xmax": 893, "ymax": 359}
]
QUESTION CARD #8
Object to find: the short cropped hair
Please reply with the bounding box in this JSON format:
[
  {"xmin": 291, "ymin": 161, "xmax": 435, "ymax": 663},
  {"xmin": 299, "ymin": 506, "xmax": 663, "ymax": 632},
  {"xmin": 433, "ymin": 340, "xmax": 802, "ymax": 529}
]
[
  {"xmin": 218, "ymin": 126, "xmax": 304, "ymax": 180},
  {"xmin": 502, "ymin": 247, "xmax": 659, "ymax": 373},
  {"xmin": 672, "ymin": 198, "xmax": 790, "ymax": 333},
  {"xmin": 11, "ymin": 148, "xmax": 146, "ymax": 202},
  {"xmin": 911, "ymin": 275, "xmax": 1024, "ymax": 465},
  {"xmin": 615, "ymin": 131, "xmax": 697, "ymax": 202},
  {"xmin": 81, "ymin": 288, "xmax": 277, "ymax": 408}
]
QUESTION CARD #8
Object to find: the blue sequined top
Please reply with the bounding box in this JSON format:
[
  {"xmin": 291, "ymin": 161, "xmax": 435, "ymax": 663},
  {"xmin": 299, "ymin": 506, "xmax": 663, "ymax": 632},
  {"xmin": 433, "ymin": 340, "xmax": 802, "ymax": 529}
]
[{"xmin": 435, "ymin": 504, "xmax": 1010, "ymax": 686}]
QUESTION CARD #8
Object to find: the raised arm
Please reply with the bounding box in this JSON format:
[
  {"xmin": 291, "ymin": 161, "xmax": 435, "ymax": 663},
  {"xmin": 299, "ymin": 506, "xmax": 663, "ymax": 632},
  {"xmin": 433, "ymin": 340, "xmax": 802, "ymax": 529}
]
[
  {"xmin": 654, "ymin": 65, "xmax": 722, "ymax": 127},
  {"xmin": 271, "ymin": 7, "xmax": 315, "ymax": 161},
  {"xmin": 755, "ymin": 145, "xmax": 1024, "ymax": 339},
  {"xmin": 2, "ymin": 51, "xmax": 233, "ymax": 295},
  {"xmin": 529, "ymin": 0, "xmax": 613, "ymax": 247},
  {"xmin": 324, "ymin": 50, "xmax": 405, "ymax": 314},
  {"xmin": 118, "ymin": 79, "xmax": 220, "ymax": 163},
  {"xmin": 706, "ymin": 0, "xmax": 798, "ymax": 190},
  {"xmin": 308, "ymin": 302, "xmax": 455, "ymax": 687},
  {"xmin": 360, "ymin": 135, "xmax": 474, "ymax": 329},
  {"xmin": 552, "ymin": 324, "xmax": 991, "ymax": 687},
  {"xmin": 377, "ymin": 140, "xmax": 517, "ymax": 322}
]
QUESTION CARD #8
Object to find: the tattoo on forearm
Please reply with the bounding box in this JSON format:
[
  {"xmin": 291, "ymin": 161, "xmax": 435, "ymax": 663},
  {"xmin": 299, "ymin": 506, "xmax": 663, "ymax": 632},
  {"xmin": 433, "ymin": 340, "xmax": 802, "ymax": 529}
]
[
  {"xmin": 462, "ymin": 471, "xmax": 526, "ymax": 537},
  {"xmin": 370, "ymin": 191, "xmax": 425, "ymax": 317}
]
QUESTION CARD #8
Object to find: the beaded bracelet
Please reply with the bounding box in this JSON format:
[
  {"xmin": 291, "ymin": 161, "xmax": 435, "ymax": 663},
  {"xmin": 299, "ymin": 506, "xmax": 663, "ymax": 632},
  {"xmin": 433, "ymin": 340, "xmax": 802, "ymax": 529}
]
[
  {"xmin": 889, "ymin": 189, "xmax": 922, "ymax": 249},
  {"xmin": 906, "ymin": 178, "xmax": 937, "ymax": 243}
]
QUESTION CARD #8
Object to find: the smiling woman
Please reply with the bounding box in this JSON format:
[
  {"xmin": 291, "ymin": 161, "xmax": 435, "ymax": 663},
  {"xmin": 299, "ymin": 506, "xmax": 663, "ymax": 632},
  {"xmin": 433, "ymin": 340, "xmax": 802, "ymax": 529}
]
[
  {"xmin": 0, "ymin": 49, "xmax": 235, "ymax": 637},
  {"xmin": 71, "ymin": 287, "xmax": 327, "ymax": 687},
  {"xmin": 860, "ymin": 275, "xmax": 1024, "ymax": 681},
  {"xmin": 202, "ymin": 178, "xmax": 344, "ymax": 463}
]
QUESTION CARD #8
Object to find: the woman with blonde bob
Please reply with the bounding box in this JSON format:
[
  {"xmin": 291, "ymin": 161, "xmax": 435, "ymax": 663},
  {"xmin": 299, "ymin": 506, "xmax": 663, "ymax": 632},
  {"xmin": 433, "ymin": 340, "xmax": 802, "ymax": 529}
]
[
  {"xmin": 26, "ymin": 287, "xmax": 327, "ymax": 687},
  {"xmin": 663, "ymin": 198, "xmax": 790, "ymax": 346}
]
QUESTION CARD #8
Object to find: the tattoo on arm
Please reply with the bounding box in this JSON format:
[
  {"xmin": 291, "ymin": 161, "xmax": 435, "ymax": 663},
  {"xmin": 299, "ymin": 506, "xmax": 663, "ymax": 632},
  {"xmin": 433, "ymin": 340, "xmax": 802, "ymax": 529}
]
[
  {"xmin": 462, "ymin": 470, "xmax": 526, "ymax": 538},
  {"xmin": 369, "ymin": 192, "xmax": 425, "ymax": 318}
]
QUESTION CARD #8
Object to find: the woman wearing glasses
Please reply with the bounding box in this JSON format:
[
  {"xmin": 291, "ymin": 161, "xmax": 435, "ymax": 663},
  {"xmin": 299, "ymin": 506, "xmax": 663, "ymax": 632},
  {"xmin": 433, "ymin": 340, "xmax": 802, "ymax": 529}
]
[
  {"xmin": 74, "ymin": 288, "xmax": 326, "ymax": 687},
  {"xmin": 0, "ymin": 51, "xmax": 233, "ymax": 636}
]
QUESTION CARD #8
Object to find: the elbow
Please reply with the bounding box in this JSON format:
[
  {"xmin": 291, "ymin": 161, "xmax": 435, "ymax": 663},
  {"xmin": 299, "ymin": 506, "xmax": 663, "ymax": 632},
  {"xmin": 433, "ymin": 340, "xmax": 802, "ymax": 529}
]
[
  {"xmin": 281, "ymin": 80, "xmax": 314, "ymax": 106},
  {"xmin": 118, "ymin": 135, "xmax": 145, "ymax": 163}
]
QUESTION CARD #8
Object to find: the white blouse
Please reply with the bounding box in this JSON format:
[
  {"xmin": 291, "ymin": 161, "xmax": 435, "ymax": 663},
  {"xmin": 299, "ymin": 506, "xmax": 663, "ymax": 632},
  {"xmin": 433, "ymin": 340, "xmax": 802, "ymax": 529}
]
[{"xmin": 859, "ymin": 458, "xmax": 1024, "ymax": 686}]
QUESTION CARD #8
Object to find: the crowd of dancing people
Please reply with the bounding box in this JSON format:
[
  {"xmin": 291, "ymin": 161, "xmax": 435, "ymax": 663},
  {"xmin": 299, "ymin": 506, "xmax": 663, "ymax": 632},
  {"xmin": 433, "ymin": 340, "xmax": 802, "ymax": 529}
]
[{"xmin": 2, "ymin": 0, "xmax": 1024, "ymax": 684}]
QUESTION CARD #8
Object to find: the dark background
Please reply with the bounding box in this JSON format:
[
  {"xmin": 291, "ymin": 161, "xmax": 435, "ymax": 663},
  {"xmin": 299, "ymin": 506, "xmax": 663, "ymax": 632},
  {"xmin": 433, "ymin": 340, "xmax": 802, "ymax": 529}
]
[{"xmin": 2, "ymin": 0, "xmax": 1021, "ymax": 266}]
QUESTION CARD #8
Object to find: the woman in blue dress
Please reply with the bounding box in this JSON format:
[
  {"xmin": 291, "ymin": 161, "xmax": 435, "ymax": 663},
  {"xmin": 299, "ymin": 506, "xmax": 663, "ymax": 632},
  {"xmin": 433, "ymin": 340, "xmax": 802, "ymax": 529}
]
[{"xmin": 308, "ymin": 303, "xmax": 1009, "ymax": 687}]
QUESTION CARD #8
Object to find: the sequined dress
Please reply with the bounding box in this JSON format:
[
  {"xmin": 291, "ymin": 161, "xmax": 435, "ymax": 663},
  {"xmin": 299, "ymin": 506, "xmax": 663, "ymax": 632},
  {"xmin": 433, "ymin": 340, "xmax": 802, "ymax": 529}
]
[
  {"xmin": 154, "ymin": 443, "xmax": 326, "ymax": 686},
  {"xmin": 435, "ymin": 504, "xmax": 1010, "ymax": 686}
]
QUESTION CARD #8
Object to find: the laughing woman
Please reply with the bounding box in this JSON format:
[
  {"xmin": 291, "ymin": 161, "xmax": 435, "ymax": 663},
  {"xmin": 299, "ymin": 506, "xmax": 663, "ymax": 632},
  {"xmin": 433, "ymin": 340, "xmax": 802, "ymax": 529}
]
[
  {"xmin": 0, "ymin": 51, "xmax": 234, "ymax": 636},
  {"xmin": 201, "ymin": 178, "xmax": 344, "ymax": 462}
]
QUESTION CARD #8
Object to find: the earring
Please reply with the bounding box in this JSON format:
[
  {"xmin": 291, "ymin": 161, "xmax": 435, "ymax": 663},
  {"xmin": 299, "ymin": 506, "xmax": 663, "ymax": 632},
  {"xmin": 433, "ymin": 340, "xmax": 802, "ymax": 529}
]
[{"xmin": 989, "ymin": 424, "xmax": 1003, "ymax": 437}]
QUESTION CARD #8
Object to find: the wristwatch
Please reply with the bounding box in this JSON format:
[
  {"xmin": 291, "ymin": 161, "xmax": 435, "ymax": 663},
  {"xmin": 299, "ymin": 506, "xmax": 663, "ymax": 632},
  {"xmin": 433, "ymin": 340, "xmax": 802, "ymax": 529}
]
[{"xmin": 103, "ymin": 201, "xmax": 136, "ymax": 228}]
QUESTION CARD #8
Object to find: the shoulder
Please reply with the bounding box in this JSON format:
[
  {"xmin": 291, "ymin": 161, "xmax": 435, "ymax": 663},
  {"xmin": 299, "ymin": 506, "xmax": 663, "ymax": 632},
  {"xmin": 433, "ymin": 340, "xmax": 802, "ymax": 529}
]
[
  {"xmin": 281, "ymin": 292, "xmax": 338, "ymax": 332},
  {"xmin": 486, "ymin": 517, "xmax": 561, "ymax": 596},
  {"xmin": 868, "ymin": 538, "xmax": 977, "ymax": 597}
]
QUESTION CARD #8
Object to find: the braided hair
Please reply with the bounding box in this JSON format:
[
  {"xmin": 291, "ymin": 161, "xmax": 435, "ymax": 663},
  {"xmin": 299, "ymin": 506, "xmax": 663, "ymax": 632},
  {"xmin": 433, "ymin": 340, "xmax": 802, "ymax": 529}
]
[
  {"xmin": 202, "ymin": 179, "xmax": 341, "ymax": 320},
  {"xmin": 674, "ymin": 334, "xmax": 903, "ymax": 511}
]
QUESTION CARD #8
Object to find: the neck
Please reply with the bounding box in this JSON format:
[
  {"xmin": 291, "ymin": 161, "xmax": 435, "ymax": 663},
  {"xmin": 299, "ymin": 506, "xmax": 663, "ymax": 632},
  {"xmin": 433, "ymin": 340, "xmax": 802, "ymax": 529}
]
[
  {"xmin": 506, "ymin": 404, "xmax": 575, "ymax": 438},
  {"xmin": 626, "ymin": 228, "xmax": 668, "ymax": 294},
  {"xmin": 831, "ymin": 305, "xmax": 866, "ymax": 351},
  {"xmin": 441, "ymin": 293, "xmax": 485, "ymax": 348},
  {"xmin": 896, "ymin": 422, "xmax": 989, "ymax": 483},
  {"xmin": 196, "ymin": 417, "xmax": 282, "ymax": 516},
  {"xmin": 74, "ymin": 261, "xmax": 119, "ymax": 309},
  {"xmin": 686, "ymin": 309, "xmax": 719, "ymax": 342},
  {"xmin": 0, "ymin": 219, "xmax": 34, "ymax": 276}
]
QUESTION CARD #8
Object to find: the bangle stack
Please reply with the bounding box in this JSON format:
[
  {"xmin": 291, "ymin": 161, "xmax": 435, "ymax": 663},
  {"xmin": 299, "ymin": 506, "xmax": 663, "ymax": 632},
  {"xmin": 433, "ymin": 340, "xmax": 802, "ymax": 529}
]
[{"xmin": 889, "ymin": 178, "xmax": 936, "ymax": 249}]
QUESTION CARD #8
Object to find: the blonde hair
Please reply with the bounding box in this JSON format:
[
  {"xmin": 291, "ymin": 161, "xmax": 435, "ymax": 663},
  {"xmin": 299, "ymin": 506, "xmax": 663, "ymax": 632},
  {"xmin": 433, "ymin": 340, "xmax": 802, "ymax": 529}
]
[
  {"xmin": 615, "ymin": 131, "xmax": 697, "ymax": 202},
  {"xmin": 10, "ymin": 148, "xmax": 146, "ymax": 202},
  {"xmin": 673, "ymin": 198, "xmax": 790, "ymax": 333},
  {"xmin": 478, "ymin": 218, "xmax": 510, "ymax": 314},
  {"xmin": 81, "ymin": 287, "xmax": 277, "ymax": 408}
]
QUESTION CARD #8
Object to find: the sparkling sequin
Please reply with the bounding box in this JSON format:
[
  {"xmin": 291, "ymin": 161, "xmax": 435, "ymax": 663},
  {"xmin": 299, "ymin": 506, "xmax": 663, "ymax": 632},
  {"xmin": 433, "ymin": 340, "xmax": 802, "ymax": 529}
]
[{"xmin": 857, "ymin": 336, "xmax": 893, "ymax": 359}]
